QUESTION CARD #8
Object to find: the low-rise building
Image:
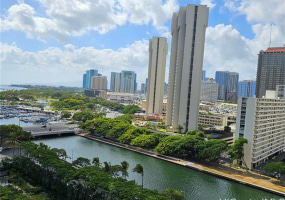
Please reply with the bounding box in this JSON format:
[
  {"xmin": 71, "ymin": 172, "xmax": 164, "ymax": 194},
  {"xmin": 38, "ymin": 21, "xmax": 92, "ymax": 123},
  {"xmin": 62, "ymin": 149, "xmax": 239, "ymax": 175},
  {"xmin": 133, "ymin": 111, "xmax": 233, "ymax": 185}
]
[
  {"xmin": 198, "ymin": 112, "xmax": 228, "ymax": 128},
  {"xmin": 107, "ymin": 92, "xmax": 134, "ymax": 104},
  {"xmin": 235, "ymin": 97, "xmax": 285, "ymax": 169}
]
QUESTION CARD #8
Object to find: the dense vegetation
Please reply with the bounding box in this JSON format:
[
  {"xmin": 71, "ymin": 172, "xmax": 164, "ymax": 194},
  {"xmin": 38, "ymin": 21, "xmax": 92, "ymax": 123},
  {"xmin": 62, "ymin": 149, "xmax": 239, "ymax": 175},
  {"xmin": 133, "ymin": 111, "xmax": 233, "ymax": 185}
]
[
  {"xmin": 264, "ymin": 162, "xmax": 285, "ymax": 180},
  {"xmin": 81, "ymin": 118, "xmax": 228, "ymax": 161},
  {"xmin": 0, "ymin": 142, "xmax": 182, "ymax": 200},
  {"xmin": 0, "ymin": 124, "xmax": 32, "ymax": 145}
]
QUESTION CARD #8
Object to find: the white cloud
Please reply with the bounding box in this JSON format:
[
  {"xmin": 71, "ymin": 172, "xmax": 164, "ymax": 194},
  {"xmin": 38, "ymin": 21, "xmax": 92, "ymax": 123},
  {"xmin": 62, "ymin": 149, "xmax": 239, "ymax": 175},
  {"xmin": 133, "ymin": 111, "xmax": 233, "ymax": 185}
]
[
  {"xmin": 0, "ymin": 41, "xmax": 149, "ymax": 86},
  {"xmin": 224, "ymin": 0, "xmax": 285, "ymax": 46},
  {"xmin": 200, "ymin": 0, "xmax": 216, "ymax": 10},
  {"xmin": 1, "ymin": 0, "xmax": 179, "ymax": 42},
  {"xmin": 202, "ymin": 0, "xmax": 285, "ymax": 81}
]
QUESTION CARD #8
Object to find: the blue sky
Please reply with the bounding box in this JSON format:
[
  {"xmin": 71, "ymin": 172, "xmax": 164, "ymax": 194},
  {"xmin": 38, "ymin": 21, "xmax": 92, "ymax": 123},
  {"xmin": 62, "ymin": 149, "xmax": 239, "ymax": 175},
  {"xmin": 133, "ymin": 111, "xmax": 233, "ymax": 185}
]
[{"xmin": 1, "ymin": 0, "xmax": 285, "ymax": 87}]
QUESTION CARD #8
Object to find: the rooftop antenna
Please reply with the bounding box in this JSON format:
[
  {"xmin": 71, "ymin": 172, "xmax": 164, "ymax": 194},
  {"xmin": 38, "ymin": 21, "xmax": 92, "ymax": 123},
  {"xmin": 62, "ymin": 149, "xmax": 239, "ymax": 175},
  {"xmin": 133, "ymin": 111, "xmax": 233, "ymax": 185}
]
[{"xmin": 268, "ymin": 24, "xmax": 272, "ymax": 48}]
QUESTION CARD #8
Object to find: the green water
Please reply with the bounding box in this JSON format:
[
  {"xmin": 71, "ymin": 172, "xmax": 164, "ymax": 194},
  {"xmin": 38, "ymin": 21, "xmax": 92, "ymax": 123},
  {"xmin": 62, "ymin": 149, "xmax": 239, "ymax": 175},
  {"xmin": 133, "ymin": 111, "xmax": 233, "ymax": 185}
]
[{"xmin": 34, "ymin": 136, "xmax": 284, "ymax": 200}]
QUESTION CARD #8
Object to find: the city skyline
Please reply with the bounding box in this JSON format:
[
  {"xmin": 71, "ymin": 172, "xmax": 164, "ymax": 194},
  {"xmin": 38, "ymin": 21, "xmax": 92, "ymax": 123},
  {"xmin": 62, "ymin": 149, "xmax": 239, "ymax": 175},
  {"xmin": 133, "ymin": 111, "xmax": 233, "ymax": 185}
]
[{"xmin": 1, "ymin": 1, "xmax": 285, "ymax": 87}]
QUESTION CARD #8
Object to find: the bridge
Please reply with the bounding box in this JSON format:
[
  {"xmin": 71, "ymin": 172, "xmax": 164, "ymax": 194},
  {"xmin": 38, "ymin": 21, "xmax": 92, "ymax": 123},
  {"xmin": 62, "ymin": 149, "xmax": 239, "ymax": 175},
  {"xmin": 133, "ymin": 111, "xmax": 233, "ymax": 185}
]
[
  {"xmin": 31, "ymin": 129, "xmax": 80, "ymax": 138},
  {"xmin": 23, "ymin": 123, "xmax": 80, "ymax": 139}
]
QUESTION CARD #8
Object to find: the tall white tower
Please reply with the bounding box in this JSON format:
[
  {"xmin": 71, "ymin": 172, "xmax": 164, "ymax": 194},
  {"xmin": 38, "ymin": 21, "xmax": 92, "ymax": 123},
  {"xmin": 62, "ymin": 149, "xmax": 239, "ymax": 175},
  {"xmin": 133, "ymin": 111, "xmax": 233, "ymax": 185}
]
[
  {"xmin": 166, "ymin": 4, "xmax": 209, "ymax": 132},
  {"xmin": 146, "ymin": 37, "xmax": 168, "ymax": 114}
]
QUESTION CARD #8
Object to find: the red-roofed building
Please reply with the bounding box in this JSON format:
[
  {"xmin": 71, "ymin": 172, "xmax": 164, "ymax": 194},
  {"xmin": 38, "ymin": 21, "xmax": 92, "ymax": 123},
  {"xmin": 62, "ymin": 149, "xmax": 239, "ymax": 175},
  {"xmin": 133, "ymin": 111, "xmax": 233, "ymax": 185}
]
[{"xmin": 256, "ymin": 46, "xmax": 285, "ymax": 98}]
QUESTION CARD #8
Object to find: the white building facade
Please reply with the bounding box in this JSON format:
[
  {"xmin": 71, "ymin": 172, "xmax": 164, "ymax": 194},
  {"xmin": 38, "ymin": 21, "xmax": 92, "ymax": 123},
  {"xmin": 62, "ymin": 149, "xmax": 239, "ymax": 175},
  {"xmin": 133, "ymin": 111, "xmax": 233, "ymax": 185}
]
[
  {"xmin": 235, "ymin": 97, "xmax": 285, "ymax": 169},
  {"xmin": 146, "ymin": 37, "xmax": 168, "ymax": 115},
  {"xmin": 166, "ymin": 4, "xmax": 209, "ymax": 132}
]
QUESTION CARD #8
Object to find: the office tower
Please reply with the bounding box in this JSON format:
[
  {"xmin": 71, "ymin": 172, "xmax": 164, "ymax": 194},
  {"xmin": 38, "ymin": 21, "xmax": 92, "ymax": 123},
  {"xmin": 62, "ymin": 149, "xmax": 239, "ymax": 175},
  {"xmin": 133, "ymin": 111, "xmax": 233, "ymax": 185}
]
[
  {"xmin": 235, "ymin": 97, "xmax": 285, "ymax": 169},
  {"xmin": 238, "ymin": 80, "xmax": 256, "ymax": 98},
  {"xmin": 83, "ymin": 73, "xmax": 87, "ymax": 89},
  {"xmin": 141, "ymin": 83, "xmax": 146, "ymax": 94},
  {"xmin": 166, "ymin": 4, "xmax": 209, "ymax": 132},
  {"xmin": 146, "ymin": 37, "xmax": 168, "ymax": 115},
  {"xmin": 256, "ymin": 47, "xmax": 285, "ymax": 98},
  {"xmin": 200, "ymin": 78, "xmax": 218, "ymax": 102},
  {"xmin": 120, "ymin": 71, "xmax": 136, "ymax": 93},
  {"xmin": 90, "ymin": 76, "xmax": 107, "ymax": 90},
  {"xmin": 215, "ymin": 71, "xmax": 239, "ymax": 101},
  {"xmin": 201, "ymin": 70, "xmax": 206, "ymax": 81},
  {"xmin": 110, "ymin": 72, "xmax": 121, "ymax": 92}
]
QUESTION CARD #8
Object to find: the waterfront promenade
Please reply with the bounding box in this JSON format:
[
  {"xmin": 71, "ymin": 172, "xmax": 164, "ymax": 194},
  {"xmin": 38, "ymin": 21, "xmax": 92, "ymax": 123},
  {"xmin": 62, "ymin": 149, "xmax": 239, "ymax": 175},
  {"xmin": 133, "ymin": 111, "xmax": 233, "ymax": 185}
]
[{"xmin": 80, "ymin": 133, "xmax": 285, "ymax": 197}]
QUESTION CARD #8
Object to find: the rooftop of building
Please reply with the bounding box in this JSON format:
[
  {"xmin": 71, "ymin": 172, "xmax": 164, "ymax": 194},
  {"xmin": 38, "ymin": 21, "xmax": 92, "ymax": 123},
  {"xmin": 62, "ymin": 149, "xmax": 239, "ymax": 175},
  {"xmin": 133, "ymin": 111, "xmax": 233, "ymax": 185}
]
[{"xmin": 263, "ymin": 47, "xmax": 285, "ymax": 53}]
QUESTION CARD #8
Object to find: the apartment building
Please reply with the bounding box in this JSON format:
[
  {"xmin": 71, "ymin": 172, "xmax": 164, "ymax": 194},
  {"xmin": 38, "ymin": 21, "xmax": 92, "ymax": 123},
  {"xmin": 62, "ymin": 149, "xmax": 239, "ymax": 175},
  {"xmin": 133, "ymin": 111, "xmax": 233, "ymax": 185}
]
[{"xmin": 235, "ymin": 97, "xmax": 285, "ymax": 169}]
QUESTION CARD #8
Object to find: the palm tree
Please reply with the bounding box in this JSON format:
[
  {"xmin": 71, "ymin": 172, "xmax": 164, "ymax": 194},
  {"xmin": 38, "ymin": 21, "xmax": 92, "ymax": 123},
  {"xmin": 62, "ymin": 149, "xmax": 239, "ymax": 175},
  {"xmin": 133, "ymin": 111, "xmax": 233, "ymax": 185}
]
[
  {"xmin": 92, "ymin": 157, "xmax": 101, "ymax": 167},
  {"xmin": 133, "ymin": 164, "xmax": 144, "ymax": 188},
  {"xmin": 120, "ymin": 161, "xmax": 129, "ymax": 179}
]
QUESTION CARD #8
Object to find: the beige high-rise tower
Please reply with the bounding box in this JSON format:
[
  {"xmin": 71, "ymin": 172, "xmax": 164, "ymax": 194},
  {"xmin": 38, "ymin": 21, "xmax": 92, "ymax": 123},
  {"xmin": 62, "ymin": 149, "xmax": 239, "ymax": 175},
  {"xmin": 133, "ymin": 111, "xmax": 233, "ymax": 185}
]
[
  {"xmin": 166, "ymin": 4, "xmax": 209, "ymax": 132},
  {"xmin": 146, "ymin": 37, "xmax": 168, "ymax": 115}
]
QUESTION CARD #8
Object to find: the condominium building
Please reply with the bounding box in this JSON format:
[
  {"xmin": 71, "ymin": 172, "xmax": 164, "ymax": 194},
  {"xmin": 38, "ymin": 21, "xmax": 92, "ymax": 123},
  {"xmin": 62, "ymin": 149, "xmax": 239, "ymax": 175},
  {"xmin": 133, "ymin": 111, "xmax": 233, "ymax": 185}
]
[
  {"xmin": 238, "ymin": 80, "xmax": 256, "ymax": 98},
  {"xmin": 146, "ymin": 37, "xmax": 168, "ymax": 115},
  {"xmin": 166, "ymin": 4, "xmax": 209, "ymax": 132},
  {"xmin": 215, "ymin": 71, "xmax": 239, "ymax": 101},
  {"xmin": 235, "ymin": 97, "xmax": 285, "ymax": 169},
  {"xmin": 83, "ymin": 69, "xmax": 99, "ymax": 89},
  {"xmin": 200, "ymin": 78, "xmax": 218, "ymax": 102},
  {"xmin": 110, "ymin": 72, "xmax": 121, "ymax": 92},
  {"xmin": 120, "ymin": 71, "xmax": 136, "ymax": 93},
  {"xmin": 90, "ymin": 76, "xmax": 107, "ymax": 90},
  {"xmin": 256, "ymin": 47, "xmax": 285, "ymax": 98}
]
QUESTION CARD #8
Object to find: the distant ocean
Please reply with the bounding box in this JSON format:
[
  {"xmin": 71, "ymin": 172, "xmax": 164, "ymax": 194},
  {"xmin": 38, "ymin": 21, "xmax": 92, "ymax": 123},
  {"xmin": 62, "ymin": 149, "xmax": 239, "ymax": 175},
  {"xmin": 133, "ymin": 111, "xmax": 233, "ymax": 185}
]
[{"xmin": 0, "ymin": 85, "xmax": 27, "ymax": 92}]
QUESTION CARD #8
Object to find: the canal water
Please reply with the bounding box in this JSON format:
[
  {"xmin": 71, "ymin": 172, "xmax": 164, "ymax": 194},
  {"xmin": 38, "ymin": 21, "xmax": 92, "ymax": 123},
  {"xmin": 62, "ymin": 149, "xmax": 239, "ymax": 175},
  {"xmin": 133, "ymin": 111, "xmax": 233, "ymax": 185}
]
[{"xmin": 33, "ymin": 136, "xmax": 283, "ymax": 200}]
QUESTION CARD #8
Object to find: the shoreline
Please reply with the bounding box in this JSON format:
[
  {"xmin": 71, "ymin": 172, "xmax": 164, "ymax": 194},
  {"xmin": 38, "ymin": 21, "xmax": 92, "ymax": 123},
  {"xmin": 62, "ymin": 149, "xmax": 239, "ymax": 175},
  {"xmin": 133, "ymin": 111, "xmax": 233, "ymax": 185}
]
[{"xmin": 80, "ymin": 133, "xmax": 285, "ymax": 197}]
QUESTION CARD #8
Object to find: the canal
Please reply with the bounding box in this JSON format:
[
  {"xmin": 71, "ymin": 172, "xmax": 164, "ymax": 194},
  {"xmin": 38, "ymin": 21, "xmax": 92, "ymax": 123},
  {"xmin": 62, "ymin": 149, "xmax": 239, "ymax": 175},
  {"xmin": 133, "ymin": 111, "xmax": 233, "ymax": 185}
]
[{"xmin": 33, "ymin": 136, "xmax": 283, "ymax": 200}]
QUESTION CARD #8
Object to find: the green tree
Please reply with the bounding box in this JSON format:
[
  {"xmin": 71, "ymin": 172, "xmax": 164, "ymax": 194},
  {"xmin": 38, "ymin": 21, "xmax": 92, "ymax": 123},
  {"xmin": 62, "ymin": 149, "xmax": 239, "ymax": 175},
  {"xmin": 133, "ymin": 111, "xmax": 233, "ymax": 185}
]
[
  {"xmin": 72, "ymin": 157, "xmax": 91, "ymax": 167},
  {"xmin": 72, "ymin": 110, "xmax": 95, "ymax": 122},
  {"xmin": 92, "ymin": 157, "xmax": 101, "ymax": 167},
  {"xmin": 133, "ymin": 164, "xmax": 144, "ymax": 188},
  {"xmin": 224, "ymin": 126, "xmax": 231, "ymax": 132},
  {"xmin": 264, "ymin": 162, "xmax": 285, "ymax": 179},
  {"xmin": 162, "ymin": 189, "xmax": 185, "ymax": 200},
  {"xmin": 116, "ymin": 114, "xmax": 134, "ymax": 124},
  {"xmin": 229, "ymin": 138, "xmax": 248, "ymax": 168},
  {"xmin": 122, "ymin": 105, "xmax": 141, "ymax": 114},
  {"xmin": 120, "ymin": 161, "xmax": 129, "ymax": 179},
  {"xmin": 61, "ymin": 111, "xmax": 71, "ymax": 118}
]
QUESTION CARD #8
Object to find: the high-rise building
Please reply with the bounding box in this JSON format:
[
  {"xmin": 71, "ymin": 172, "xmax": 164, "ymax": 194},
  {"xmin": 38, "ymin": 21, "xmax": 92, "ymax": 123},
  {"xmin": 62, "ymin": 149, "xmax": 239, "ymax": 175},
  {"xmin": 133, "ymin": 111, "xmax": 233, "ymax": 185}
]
[
  {"xmin": 166, "ymin": 4, "xmax": 209, "ymax": 132},
  {"xmin": 90, "ymin": 76, "xmax": 107, "ymax": 90},
  {"xmin": 141, "ymin": 83, "xmax": 146, "ymax": 94},
  {"xmin": 110, "ymin": 72, "xmax": 121, "ymax": 92},
  {"xmin": 238, "ymin": 80, "xmax": 256, "ymax": 98},
  {"xmin": 235, "ymin": 97, "xmax": 285, "ymax": 169},
  {"xmin": 83, "ymin": 73, "xmax": 87, "ymax": 89},
  {"xmin": 201, "ymin": 70, "xmax": 207, "ymax": 81},
  {"xmin": 82, "ymin": 69, "xmax": 98, "ymax": 89},
  {"xmin": 256, "ymin": 47, "xmax": 285, "ymax": 98},
  {"xmin": 200, "ymin": 78, "xmax": 218, "ymax": 102},
  {"xmin": 120, "ymin": 71, "xmax": 136, "ymax": 93},
  {"xmin": 146, "ymin": 37, "xmax": 168, "ymax": 115},
  {"xmin": 215, "ymin": 71, "xmax": 239, "ymax": 101}
]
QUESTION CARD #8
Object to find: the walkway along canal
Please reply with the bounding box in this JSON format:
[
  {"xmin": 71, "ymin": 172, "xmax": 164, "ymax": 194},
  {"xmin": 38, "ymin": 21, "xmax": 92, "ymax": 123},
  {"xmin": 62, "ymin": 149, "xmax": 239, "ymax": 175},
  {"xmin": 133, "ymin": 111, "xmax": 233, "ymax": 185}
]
[{"xmin": 33, "ymin": 135, "xmax": 285, "ymax": 200}]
